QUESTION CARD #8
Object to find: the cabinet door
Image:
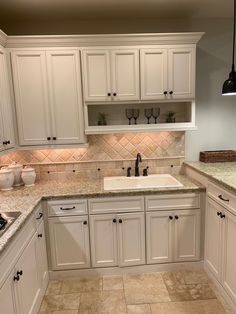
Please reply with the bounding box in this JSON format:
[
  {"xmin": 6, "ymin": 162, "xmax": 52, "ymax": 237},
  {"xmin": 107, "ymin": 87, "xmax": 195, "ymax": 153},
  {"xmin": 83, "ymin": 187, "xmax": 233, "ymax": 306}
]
[
  {"xmin": 15, "ymin": 232, "xmax": 41, "ymax": 314},
  {"xmin": 174, "ymin": 209, "xmax": 200, "ymax": 262},
  {"xmin": 11, "ymin": 51, "xmax": 51, "ymax": 145},
  {"xmin": 36, "ymin": 222, "xmax": 48, "ymax": 287},
  {"xmin": 0, "ymin": 48, "xmax": 15, "ymax": 150},
  {"xmin": 46, "ymin": 50, "xmax": 85, "ymax": 144},
  {"xmin": 168, "ymin": 48, "xmax": 195, "ymax": 99},
  {"xmin": 111, "ymin": 49, "xmax": 139, "ymax": 101},
  {"xmin": 140, "ymin": 49, "xmax": 168, "ymax": 100},
  {"xmin": 90, "ymin": 214, "xmax": 118, "ymax": 267},
  {"xmin": 82, "ymin": 50, "xmax": 111, "ymax": 101},
  {"xmin": 0, "ymin": 270, "xmax": 17, "ymax": 314},
  {"xmin": 117, "ymin": 212, "xmax": 145, "ymax": 267},
  {"xmin": 49, "ymin": 215, "xmax": 90, "ymax": 270},
  {"xmin": 146, "ymin": 211, "xmax": 173, "ymax": 264},
  {"xmin": 222, "ymin": 210, "xmax": 236, "ymax": 303},
  {"xmin": 205, "ymin": 198, "xmax": 223, "ymax": 281}
]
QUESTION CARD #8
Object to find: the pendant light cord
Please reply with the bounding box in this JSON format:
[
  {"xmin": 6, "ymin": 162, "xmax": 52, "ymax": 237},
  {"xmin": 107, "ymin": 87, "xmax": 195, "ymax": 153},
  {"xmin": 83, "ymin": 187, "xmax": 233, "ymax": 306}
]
[{"xmin": 232, "ymin": 0, "xmax": 236, "ymax": 70}]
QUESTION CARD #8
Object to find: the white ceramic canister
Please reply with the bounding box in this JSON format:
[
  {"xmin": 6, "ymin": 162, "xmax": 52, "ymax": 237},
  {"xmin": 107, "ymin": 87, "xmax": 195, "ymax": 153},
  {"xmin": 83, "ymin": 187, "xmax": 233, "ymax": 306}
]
[
  {"xmin": 0, "ymin": 167, "xmax": 14, "ymax": 191},
  {"xmin": 8, "ymin": 162, "xmax": 23, "ymax": 186},
  {"xmin": 21, "ymin": 166, "xmax": 36, "ymax": 187}
]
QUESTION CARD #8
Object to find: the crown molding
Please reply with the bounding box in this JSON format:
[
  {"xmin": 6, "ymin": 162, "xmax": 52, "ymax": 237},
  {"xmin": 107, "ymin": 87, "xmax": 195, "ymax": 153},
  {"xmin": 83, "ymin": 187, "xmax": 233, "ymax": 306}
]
[
  {"xmin": 0, "ymin": 29, "xmax": 8, "ymax": 47},
  {"xmin": 4, "ymin": 32, "xmax": 205, "ymax": 48}
]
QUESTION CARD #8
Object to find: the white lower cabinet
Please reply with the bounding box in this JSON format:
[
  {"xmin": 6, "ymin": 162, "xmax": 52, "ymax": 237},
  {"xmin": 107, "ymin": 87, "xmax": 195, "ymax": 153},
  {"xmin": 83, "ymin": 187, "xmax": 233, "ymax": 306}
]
[
  {"xmin": 0, "ymin": 270, "xmax": 17, "ymax": 314},
  {"xmin": 37, "ymin": 222, "xmax": 48, "ymax": 286},
  {"xmin": 146, "ymin": 209, "xmax": 200, "ymax": 264},
  {"xmin": 49, "ymin": 215, "xmax": 90, "ymax": 270},
  {"xmin": 205, "ymin": 195, "xmax": 236, "ymax": 305},
  {"xmin": 90, "ymin": 212, "xmax": 145, "ymax": 267}
]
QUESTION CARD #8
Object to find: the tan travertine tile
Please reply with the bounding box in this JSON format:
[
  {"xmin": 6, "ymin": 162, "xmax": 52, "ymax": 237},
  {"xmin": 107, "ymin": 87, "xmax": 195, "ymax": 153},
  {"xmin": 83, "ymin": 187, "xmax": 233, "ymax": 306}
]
[
  {"xmin": 46, "ymin": 281, "xmax": 62, "ymax": 295},
  {"xmin": 60, "ymin": 277, "xmax": 102, "ymax": 293},
  {"xmin": 151, "ymin": 299, "xmax": 227, "ymax": 314},
  {"xmin": 40, "ymin": 293, "xmax": 80, "ymax": 311},
  {"xmin": 53, "ymin": 311, "xmax": 79, "ymax": 314},
  {"xmin": 123, "ymin": 272, "xmax": 167, "ymax": 290},
  {"xmin": 189, "ymin": 283, "xmax": 216, "ymax": 301},
  {"xmin": 182, "ymin": 270, "xmax": 209, "ymax": 285},
  {"xmin": 127, "ymin": 304, "xmax": 151, "ymax": 314},
  {"xmin": 79, "ymin": 290, "xmax": 126, "ymax": 314},
  {"xmin": 103, "ymin": 275, "xmax": 124, "ymax": 290},
  {"xmin": 161, "ymin": 271, "xmax": 185, "ymax": 286}
]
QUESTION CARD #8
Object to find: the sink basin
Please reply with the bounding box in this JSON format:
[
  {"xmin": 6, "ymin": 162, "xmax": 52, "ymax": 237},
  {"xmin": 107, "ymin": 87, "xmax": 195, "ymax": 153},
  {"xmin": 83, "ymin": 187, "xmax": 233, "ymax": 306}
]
[{"xmin": 104, "ymin": 174, "xmax": 183, "ymax": 191}]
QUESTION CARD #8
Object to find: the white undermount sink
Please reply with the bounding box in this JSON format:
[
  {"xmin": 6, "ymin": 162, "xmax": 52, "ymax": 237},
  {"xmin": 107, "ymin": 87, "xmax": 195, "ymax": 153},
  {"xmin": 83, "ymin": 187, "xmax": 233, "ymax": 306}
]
[{"xmin": 104, "ymin": 174, "xmax": 183, "ymax": 191}]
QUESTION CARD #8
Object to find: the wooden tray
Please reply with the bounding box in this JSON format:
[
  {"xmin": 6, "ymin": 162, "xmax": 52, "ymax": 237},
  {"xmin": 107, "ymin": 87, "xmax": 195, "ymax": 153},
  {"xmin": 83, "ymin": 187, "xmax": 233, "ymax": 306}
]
[{"xmin": 199, "ymin": 150, "xmax": 236, "ymax": 163}]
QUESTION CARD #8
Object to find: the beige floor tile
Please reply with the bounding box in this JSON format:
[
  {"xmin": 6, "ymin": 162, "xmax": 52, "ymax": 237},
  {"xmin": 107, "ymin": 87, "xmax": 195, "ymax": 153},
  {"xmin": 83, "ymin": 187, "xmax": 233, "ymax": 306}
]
[
  {"xmin": 161, "ymin": 271, "xmax": 185, "ymax": 287},
  {"xmin": 197, "ymin": 299, "xmax": 227, "ymax": 314},
  {"xmin": 40, "ymin": 293, "xmax": 80, "ymax": 311},
  {"xmin": 182, "ymin": 270, "xmax": 209, "ymax": 285},
  {"xmin": 46, "ymin": 281, "xmax": 62, "ymax": 295},
  {"xmin": 53, "ymin": 311, "xmax": 79, "ymax": 314},
  {"xmin": 60, "ymin": 277, "xmax": 102, "ymax": 293},
  {"xmin": 123, "ymin": 272, "xmax": 167, "ymax": 290},
  {"xmin": 79, "ymin": 290, "xmax": 126, "ymax": 314},
  {"xmin": 127, "ymin": 304, "xmax": 151, "ymax": 314},
  {"xmin": 103, "ymin": 275, "xmax": 124, "ymax": 290}
]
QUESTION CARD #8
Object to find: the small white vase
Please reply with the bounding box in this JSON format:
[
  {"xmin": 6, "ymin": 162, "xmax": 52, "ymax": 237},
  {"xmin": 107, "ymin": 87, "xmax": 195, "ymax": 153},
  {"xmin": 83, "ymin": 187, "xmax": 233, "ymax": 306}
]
[
  {"xmin": 21, "ymin": 167, "xmax": 36, "ymax": 187},
  {"xmin": 0, "ymin": 167, "xmax": 14, "ymax": 191},
  {"xmin": 8, "ymin": 162, "xmax": 23, "ymax": 187}
]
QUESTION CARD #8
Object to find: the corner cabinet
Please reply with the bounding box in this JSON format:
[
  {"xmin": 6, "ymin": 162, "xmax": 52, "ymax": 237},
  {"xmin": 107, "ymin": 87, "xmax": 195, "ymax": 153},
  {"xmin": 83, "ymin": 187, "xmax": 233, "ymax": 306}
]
[
  {"xmin": 0, "ymin": 46, "xmax": 15, "ymax": 152},
  {"xmin": 11, "ymin": 49, "xmax": 86, "ymax": 146},
  {"xmin": 81, "ymin": 48, "xmax": 140, "ymax": 102}
]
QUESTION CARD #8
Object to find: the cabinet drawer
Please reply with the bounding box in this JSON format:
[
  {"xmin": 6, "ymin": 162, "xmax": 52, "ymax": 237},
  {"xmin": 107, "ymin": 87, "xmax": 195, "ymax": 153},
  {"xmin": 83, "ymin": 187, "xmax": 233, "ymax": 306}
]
[
  {"xmin": 208, "ymin": 182, "xmax": 236, "ymax": 215},
  {"xmin": 47, "ymin": 199, "xmax": 87, "ymax": 217},
  {"xmin": 145, "ymin": 193, "xmax": 200, "ymax": 211},
  {"xmin": 89, "ymin": 196, "xmax": 144, "ymax": 214}
]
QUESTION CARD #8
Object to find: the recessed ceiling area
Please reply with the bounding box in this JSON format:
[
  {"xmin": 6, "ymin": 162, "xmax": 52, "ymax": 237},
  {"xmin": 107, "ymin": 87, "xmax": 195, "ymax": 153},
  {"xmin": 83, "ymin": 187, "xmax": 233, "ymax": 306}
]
[{"xmin": 0, "ymin": 0, "xmax": 233, "ymax": 35}]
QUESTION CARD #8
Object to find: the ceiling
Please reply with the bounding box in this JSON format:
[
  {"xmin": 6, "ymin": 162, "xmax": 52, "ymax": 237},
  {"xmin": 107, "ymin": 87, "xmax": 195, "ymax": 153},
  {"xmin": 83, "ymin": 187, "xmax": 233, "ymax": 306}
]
[{"xmin": 0, "ymin": 0, "xmax": 233, "ymax": 23}]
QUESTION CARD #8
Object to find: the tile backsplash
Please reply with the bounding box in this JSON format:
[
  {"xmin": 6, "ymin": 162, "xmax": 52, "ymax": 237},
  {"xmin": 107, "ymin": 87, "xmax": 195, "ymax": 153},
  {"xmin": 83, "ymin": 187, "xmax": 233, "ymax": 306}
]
[{"xmin": 0, "ymin": 132, "xmax": 185, "ymax": 180}]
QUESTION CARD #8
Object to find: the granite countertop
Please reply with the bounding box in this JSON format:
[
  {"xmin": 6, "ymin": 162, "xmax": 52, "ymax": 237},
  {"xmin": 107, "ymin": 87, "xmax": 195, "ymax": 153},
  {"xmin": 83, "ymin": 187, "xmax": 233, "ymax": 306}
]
[
  {"xmin": 0, "ymin": 175, "xmax": 204, "ymax": 256},
  {"xmin": 184, "ymin": 161, "xmax": 236, "ymax": 193}
]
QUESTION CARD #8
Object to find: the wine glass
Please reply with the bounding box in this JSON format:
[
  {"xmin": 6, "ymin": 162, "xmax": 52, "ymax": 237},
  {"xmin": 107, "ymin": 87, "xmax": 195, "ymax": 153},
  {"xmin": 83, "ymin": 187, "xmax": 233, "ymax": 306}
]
[
  {"xmin": 133, "ymin": 109, "xmax": 140, "ymax": 125},
  {"xmin": 125, "ymin": 109, "xmax": 134, "ymax": 125},
  {"xmin": 144, "ymin": 108, "xmax": 152, "ymax": 124},
  {"xmin": 152, "ymin": 108, "xmax": 160, "ymax": 124}
]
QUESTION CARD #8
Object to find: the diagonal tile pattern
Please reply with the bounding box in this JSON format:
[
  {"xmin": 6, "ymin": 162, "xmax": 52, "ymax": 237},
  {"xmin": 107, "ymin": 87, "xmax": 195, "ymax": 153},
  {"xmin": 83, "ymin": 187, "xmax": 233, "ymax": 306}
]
[{"xmin": 39, "ymin": 270, "xmax": 228, "ymax": 314}]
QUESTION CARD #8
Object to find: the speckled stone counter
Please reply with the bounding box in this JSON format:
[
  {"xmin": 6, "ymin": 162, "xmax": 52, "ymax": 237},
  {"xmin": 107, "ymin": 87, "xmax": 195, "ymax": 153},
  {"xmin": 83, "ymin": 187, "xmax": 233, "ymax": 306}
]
[
  {"xmin": 0, "ymin": 175, "xmax": 204, "ymax": 256},
  {"xmin": 184, "ymin": 161, "xmax": 236, "ymax": 193}
]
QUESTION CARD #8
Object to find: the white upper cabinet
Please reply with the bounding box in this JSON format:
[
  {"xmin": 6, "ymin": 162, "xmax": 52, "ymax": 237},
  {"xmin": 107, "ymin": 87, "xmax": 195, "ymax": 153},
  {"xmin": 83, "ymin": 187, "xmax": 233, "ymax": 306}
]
[
  {"xmin": 140, "ymin": 46, "xmax": 195, "ymax": 100},
  {"xmin": 168, "ymin": 48, "xmax": 195, "ymax": 99},
  {"xmin": 46, "ymin": 50, "xmax": 85, "ymax": 144},
  {"xmin": 82, "ymin": 48, "xmax": 140, "ymax": 102},
  {"xmin": 11, "ymin": 49, "xmax": 85, "ymax": 146},
  {"xmin": 82, "ymin": 50, "xmax": 111, "ymax": 102},
  {"xmin": 11, "ymin": 51, "xmax": 51, "ymax": 146},
  {"xmin": 140, "ymin": 49, "xmax": 168, "ymax": 100},
  {"xmin": 0, "ymin": 47, "xmax": 15, "ymax": 151}
]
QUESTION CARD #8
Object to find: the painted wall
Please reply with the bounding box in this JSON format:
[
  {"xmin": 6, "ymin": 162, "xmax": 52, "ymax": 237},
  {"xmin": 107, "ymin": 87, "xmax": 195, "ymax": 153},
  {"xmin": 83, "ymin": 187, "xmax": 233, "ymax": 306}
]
[{"xmin": 1, "ymin": 18, "xmax": 236, "ymax": 161}]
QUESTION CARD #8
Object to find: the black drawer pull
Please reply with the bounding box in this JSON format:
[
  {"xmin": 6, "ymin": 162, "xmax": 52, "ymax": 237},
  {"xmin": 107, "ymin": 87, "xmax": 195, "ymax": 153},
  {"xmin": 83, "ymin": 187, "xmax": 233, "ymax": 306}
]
[
  {"xmin": 218, "ymin": 195, "xmax": 229, "ymax": 202},
  {"xmin": 119, "ymin": 219, "xmax": 123, "ymax": 223},
  {"xmin": 169, "ymin": 216, "xmax": 173, "ymax": 220},
  {"xmin": 217, "ymin": 212, "xmax": 222, "ymax": 216},
  {"xmin": 17, "ymin": 270, "xmax": 23, "ymax": 276},
  {"xmin": 83, "ymin": 221, "xmax": 87, "ymax": 225},
  {"xmin": 13, "ymin": 275, "xmax": 20, "ymax": 281},
  {"xmin": 60, "ymin": 206, "xmax": 76, "ymax": 211},
  {"xmin": 47, "ymin": 137, "xmax": 51, "ymax": 141},
  {"xmin": 36, "ymin": 212, "xmax": 43, "ymax": 220},
  {"xmin": 221, "ymin": 214, "xmax": 226, "ymax": 219},
  {"xmin": 38, "ymin": 234, "xmax": 43, "ymax": 238}
]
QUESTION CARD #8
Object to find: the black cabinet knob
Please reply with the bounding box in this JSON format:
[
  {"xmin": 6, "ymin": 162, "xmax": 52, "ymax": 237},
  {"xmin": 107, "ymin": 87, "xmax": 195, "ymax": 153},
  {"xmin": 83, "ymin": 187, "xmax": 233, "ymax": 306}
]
[
  {"xmin": 2, "ymin": 141, "xmax": 6, "ymax": 145},
  {"xmin": 217, "ymin": 212, "xmax": 222, "ymax": 216},
  {"xmin": 113, "ymin": 218, "xmax": 117, "ymax": 223},
  {"xmin": 83, "ymin": 221, "xmax": 87, "ymax": 225},
  {"xmin": 47, "ymin": 137, "xmax": 51, "ymax": 141},
  {"xmin": 7, "ymin": 140, "xmax": 10, "ymax": 144},
  {"xmin": 38, "ymin": 234, "xmax": 43, "ymax": 238},
  {"xmin": 221, "ymin": 214, "xmax": 226, "ymax": 219},
  {"xmin": 119, "ymin": 219, "xmax": 122, "ymax": 223},
  {"xmin": 164, "ymin": 91, "xmax": 168, "ymax": 95},
  {"xmin": 53, "ymin": 137, "xmax": 57, "ymax": 140},
  {"xmin": 107, "ymin": 92, "xmax": 111, "ymax": 96},
  {"xmin": 175, "ymin": 215, "xmax": 179, "ymax": 220},
  {"xmin": 113, "ymin": 92, "xmax": 117, "ymax": 96},
  {"xmin": 17, "ymin": 270, "xmax": 23, "ymax": 276},
  {"xmin": 14, "ymin": 275, "xmax": 20, "ymax": 281},
  {"xmin": 169, "ymin": 91, "xmax": 173, "ymax": 95},
  {"xmin": 169, "ymin": 216, "xmax": 173, "ymax": 220}
]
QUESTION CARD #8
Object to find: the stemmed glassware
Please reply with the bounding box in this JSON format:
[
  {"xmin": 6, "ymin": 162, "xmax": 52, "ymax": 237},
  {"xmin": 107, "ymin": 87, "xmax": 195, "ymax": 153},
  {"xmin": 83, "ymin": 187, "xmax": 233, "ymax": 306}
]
[
  {"xmin": 152, "ymin": 108, "xmax": 160, "ymax": 124},
  {"xmin": 144, "ymin": 108, "xmax": 152, "ymax": 124},
  {"xmin": 133, "ymin": 109, "xmax": 140, "ymax": 125},
  {"xmin": 125, "ymin": 109, "xmax": 133, "ymax": 125}
]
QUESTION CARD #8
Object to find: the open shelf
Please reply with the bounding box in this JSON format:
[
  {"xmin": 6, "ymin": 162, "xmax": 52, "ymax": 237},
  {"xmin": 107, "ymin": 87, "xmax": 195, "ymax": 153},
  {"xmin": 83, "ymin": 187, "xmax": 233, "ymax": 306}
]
[{"xmin": 84, "ymin": 101, "xmax": 196, "ymax": 134}]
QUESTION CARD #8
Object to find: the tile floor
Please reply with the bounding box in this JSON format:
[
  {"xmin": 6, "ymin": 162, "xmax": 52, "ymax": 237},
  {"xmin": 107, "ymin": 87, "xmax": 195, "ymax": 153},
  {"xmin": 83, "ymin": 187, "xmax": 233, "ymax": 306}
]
[{"xmin": 39, "ymin": 270, "xmax": 229, "ymax": 314}]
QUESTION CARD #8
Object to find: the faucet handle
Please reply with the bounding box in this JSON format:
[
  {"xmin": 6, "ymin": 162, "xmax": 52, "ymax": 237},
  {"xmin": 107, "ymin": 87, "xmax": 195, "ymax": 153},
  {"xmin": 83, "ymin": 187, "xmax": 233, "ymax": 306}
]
[
  {"xmin": 127, "ymin": 167, "xmax": 132, "ymax": 177},
  {"xmin": 143, "ymin": 167, "xmax": 149, "ymax": 176}
]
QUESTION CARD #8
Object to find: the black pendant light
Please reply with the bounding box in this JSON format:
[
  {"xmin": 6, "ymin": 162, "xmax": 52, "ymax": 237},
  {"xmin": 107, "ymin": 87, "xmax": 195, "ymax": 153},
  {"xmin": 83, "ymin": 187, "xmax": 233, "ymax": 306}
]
[{"xmin": 222, "ymin": 0, "xmax": 236, "ymax": 95}]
